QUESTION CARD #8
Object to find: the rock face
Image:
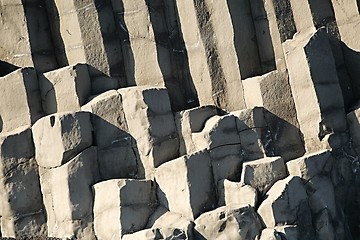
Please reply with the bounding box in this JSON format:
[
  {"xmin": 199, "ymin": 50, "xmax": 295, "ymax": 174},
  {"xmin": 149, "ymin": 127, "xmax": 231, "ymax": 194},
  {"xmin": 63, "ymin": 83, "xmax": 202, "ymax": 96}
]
[{"xmin": 1, "ymin": 0, "xmax": 360, "ymax": 239}]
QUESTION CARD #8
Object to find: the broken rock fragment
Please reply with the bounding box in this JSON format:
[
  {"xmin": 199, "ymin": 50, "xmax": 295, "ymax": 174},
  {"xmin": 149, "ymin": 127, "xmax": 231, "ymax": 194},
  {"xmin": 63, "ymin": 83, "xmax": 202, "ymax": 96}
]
[
  {"xmin": 93, "ymin": 179, "xmax": 157, "ymax": 239},
  {"xmin": 32, "ymin": 111, "xmax": 92, "ymax": 168},
  {"xmin": 241, "ymin": 156, "xmax": 287, "ymax": 194},
  {"xmin": 194, "ymin": 205, "xmax": 262, "ymax": 240}
]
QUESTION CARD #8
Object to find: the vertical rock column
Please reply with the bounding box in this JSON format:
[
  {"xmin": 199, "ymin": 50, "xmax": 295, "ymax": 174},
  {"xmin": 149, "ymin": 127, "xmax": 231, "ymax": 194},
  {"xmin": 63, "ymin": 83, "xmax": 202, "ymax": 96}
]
[
  {"xmin": 0, "ymin": 127, "xmax": 46, "ymax": 238},
  {"xmin": 119, "ymin": 87, "xmax": 179, "ymax": 179},
  {"xmin": 283, "ymin": 28, "xmax": 347, "ymax": 153},
  {"xmin": 47, "ymin": 0, "xmax": 124, "ymax": 86},
  {"xmin": 111, "ymin": 0, "xmax": 168, "ymax": 87},
  {"xmin": 174, "ymin": 0, "xmax": 247, "ymax": 111},
  {"xmin": 0, "ymin": 68, "xmax": 43, "ymax": 134},
  {"xmin": 32, "ymin": 112, "xmax": 99, "ymax": 239},
  {"xmin": 0, "ymin": 0, "xmax": 58, "ymax": 72}
]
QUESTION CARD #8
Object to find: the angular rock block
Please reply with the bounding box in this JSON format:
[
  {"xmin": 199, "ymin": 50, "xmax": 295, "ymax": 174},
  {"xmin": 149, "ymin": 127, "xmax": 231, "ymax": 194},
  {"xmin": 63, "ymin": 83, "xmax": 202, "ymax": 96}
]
[
  {"xmin": 155, "ymin": 151, "xmax": 214, "ymax": 220},
  {"xmin": 119, "ymin": 87, "xmax": 179, "ymax": 178},
  {"xmin": 232, "ymin": 107, "xmax": 272, "ymax": 160},
  {"xmin": 209, "ymin": 145, "xmax": 243, "ymax": 184},
  {"xmin": 93, "ymin": 179, "xmax": 156, "ymax": 239},
  {"xmin": 217, "ymin": 179, "xmax": 257, "ymax": 208},
  {"xmin": 194, "ymin": 205, "xmax": 261, "ymax": 240},
  {"xmin": 82, "ymin": 90, "xmax": 139, "ymax": 179},
  {"xmin": 81, "ymin": 90, "xmax": 128, "ymax": 149},
  {"xmin": 39, "ymin": 64, "xmax": 91, "ymax": 114},
  {"xmin": 0, "ymin": 127, "xmax": 46, "ymax": 238},
  {"xmin": 287, "ymin": 150, "xmax": 333, "ymax": 181},
  {"xmin": 284, "ymin": 28, "xmax": 347, "ymax": 152},
  {"xmin": 39, "ymin": 147, "xmax": 100, "ymax": 238},
  {"xmin": 0, "ymin": 68, "xmax": 43, "ymax": 133},
  {"xmin": 175, "ymin": 105, "xmax": 220, "ymax": 155},
  {"xmin": 258, "ymin": 176, "xmax": 313, "ymax": 233},
  {"xmin": 241, "ymin": 156, "xmax": 287, "ymax": 194},
  {"xmin": 192, "ymin": 114, "xmax": 241, "ymax": 150},
  {"xmin": 243, "ymin": 70, "xmax": 305, "ymax": 160},
  {"xmin": 315, "ymin": 209, "xmax": 335, "ymax": 240},
  {"xmin": 32, "ymin": 112, "xmax": 92, "ymax": 168},
  {"xmin": 274, "ymin": 225, "xmax": 299, "ymax": 240}
]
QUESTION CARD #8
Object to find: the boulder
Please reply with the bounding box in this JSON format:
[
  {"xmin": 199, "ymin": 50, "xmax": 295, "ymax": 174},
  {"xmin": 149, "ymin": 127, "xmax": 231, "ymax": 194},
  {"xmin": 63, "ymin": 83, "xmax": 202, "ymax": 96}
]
[
  {"xmin": 194, "ymin": 205, "xmax": 261, "ymax": 240},
  {"xmin": 217, "ymin": 179, "xmax": 257, "ymax": 208},
  {"xmin": 32, "ymin": 112, "xmax": 92, "ymax": 168},
  {"xmin": 155, "ymin": 150, "xmax": 215, "ymax": 220},
  {"xmin": 241, "ymin": 156, "xmax": 287, "ymax": 194},
  {"xmin": 39, "ymin": 147, "xmax": 100, "ymax": 239},
  {"xmin": 0, "ymin": 127, "xmax": 46, "ymax": 238},
  {"xmin": 93, "ymin": 179, "xmax": 157, "ymax": 239}
]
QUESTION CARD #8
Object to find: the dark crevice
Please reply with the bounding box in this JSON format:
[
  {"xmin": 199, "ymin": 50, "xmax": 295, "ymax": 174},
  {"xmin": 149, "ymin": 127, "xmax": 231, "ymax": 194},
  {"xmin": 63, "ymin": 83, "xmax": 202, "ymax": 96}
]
[{"xmin": 272, "ymin": 0, "xmax": 297, "ymax": 42}]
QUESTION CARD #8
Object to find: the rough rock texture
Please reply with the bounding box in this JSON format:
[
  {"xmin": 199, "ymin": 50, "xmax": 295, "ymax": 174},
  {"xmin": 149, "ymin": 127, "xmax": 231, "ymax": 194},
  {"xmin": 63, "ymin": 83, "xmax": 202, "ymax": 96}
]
[{"xmin": 1, "ymin": 0, "xmax": 360, "ymax": 239}]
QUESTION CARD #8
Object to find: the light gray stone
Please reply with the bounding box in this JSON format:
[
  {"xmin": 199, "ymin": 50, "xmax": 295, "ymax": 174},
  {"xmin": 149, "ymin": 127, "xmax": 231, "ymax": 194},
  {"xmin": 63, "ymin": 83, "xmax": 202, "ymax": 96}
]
[
  {"xmin": 286, "ymin": 150, "xmax": 333, "ymax": 181},
  {"xmin": 119, "ymin": 86, "xmax": 179, "ymax": 179},
  {"xmin": 155, "ymin": 150, "xmax": 215, "ymax": 220},
  {"xmin": 194, "ymin": 205, "xmax": 261, "ymax": 240},
  {"xmin": 0, "ymin": 68, "xmax": 43, "ymax": 134},
  {"xmin": 39, "ymin": 64, "xmax": 91, "ymax": 115},
  {"xmin": 217, "ymin": 179, "xmax": 257, "ymax": 208},
  {"xmin": 0, "ymin": 127, "xmax": 46, "ymax": 238},
  {"xmin": 39, "ymin": 147, "xmax": 100, "ymax": 239},
  {"xmin": 241, "ymin": 156, "xmax": 287, "ymax": 194},
  {"xmin": 93, "ymin": 179, "xmax": 157, "ymax": 239},
  {"xmin": 32, "ymin": 112, "xmax": 92, "ymax": 168}
]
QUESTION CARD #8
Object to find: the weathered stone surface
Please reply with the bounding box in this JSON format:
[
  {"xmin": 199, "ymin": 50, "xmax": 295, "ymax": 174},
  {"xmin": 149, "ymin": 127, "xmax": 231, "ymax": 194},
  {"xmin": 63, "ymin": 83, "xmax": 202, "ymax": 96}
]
[
  {"xmin": 241, "ymin": 156, "xmax": 287, "ymax": 194},
  {"xmin": 47, "ymin": 0, "xmax": 124, "ymax": 81},
  {"xmin": 217, "ymin": 179, "xmax": 257, "ymax": 208},
  {"xmin": 155, "ymin": 150, "xmax": 214, "ymax": 220},
  {"xmin": 142, "ymin": 208, "xmax": 194, "ymax": 239},
  {"xmin": 0, "ymin": 2, "xmax": 57, "ymax": 72},
  {"xmin": 194, "ymin": 205, "xmax": 261, "ymax": 240},
  {"xmin": 175, "ymin": 105, "xmax": 220, "ymax": 155},
  {"xmin": 93, "ymin": 179, "xmax": 156, "ymax": 239},
  {"xmin": 257, "ymin": 176, "xmax": 312, "ymax": 233},
  {"xmin": 0, "ymin": 127, "xmax": 46, "ymax": 238},
  {"xmin": 0, "ymin": 68, "xmax": 43, "ymax": 133},
  {"xmin": 39, "ymin": 147, "xmax": 100, "ymax": 239},
  {"xmin": 119, "ymin": 86, "xmax": 179, "ymax": 179},
  {"xmin": 286, "ymin": 150, "xmax": 333, "ymax": 181},
  {"xmin": 347, "ymin": 107, "xmax": 360, "ymax": 155},
  {"xmin": 32, "ymin": 112, "xmax": 92, "ymax": 168},
  {"xmin": 284, "ymin": 28, "xmax": 347, "ymax": 153},
  {"xmin": 274, "ymin": 225, "xmax": 299, "ymax": 240},
  {"xmin": 39, "ymin": 64, "xmax": 91, "ymax": 114}
]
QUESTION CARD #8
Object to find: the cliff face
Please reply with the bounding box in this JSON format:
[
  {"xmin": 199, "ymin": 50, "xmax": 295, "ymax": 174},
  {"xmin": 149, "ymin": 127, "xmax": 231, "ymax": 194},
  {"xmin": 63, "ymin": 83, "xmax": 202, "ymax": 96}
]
[{"xmin": 1, "ymin": 0, "xmax": 360, "ymax": 239}]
